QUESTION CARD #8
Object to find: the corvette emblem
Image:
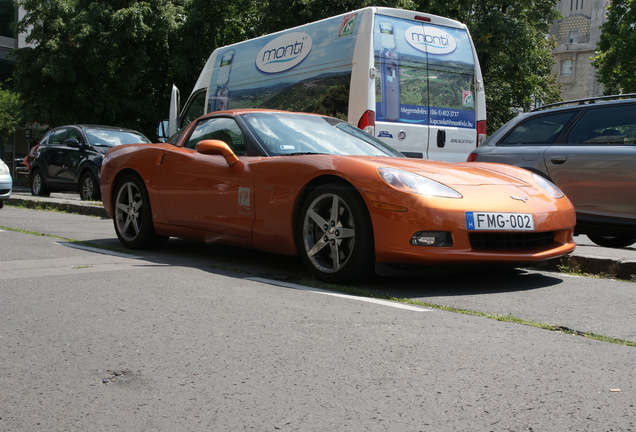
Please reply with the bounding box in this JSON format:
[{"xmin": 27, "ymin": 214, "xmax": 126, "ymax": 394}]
[{"xmin": 511, "ymin": 196, "xmax": 529, "ymax": 203}]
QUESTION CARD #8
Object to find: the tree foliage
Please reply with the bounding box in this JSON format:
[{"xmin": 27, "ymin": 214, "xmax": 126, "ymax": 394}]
[
  {"xmin": 14, "ymin": 0, "xmax": 185, "ymax": 138},
  {"xmin": 0, "ymin": 82, "xmax": 21, "ymax": 134},
  {"xmin": 591, "ymin": 0, "xmax": 636, "ymax": 95},
  {"xmin": 13, "ymin": 0, "xmax": 561, "ymax": 137}
]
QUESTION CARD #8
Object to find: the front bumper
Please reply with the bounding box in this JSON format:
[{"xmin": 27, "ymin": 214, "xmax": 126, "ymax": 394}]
[{"xmin": 0, "ymin": 174, "xmax": 12, "ymax": 200}]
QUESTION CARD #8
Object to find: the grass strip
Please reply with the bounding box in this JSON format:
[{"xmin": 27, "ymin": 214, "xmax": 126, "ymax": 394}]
[{"xmin": 210, "ymin": 264, "xmax": 636, "ymax": 348}]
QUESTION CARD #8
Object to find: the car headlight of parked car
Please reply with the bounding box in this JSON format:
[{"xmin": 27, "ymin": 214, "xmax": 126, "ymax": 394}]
[
  {"xmin": 532, "ymin": 173, "xmax": 565, "ymax": 199},
  {"xmin": 378, "ymin": 167, "xmax": 462, "ymax": 198},
  {"xmin": 0, "ymin": 159, "xmax": 9, "ymax": 175}
]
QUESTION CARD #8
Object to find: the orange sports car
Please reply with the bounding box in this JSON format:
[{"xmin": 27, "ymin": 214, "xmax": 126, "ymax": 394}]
[{"xmin": 100, "ymin": 110, "xmax": 576, "ymax": 282}]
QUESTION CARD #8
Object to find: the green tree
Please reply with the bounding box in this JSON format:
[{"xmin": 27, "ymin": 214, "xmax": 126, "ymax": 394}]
[
  {"xmin": 171, "ymin": 0, "xmax": 261, "ymax": 98},
  {"xmin": 591, "ymin": 0, "xmax": 636, "ymax": 94},
  {"xmin": 0, "ymin": 82, "xmax": 21, "ymax": 135},
  {"xmin": 13, "ymin": 0, "xmax": 185, "ymax": 138}
]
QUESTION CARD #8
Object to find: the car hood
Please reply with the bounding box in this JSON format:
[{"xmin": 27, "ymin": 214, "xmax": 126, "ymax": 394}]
[{"xmin": 367, "ymin": 158, "xmax": 531, "ymax": 187}]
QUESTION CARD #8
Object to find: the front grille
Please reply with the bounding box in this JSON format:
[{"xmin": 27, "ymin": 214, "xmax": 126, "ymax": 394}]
[
  {"xmin": 0, "ymin": 189, "xmax": 10, "ymax": 195},
  {"xmin": 469, "ymin": 232, "xmax": 555, "ymax": 250}
]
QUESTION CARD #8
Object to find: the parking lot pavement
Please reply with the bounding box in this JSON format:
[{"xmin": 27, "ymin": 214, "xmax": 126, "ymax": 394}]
[{"xmin": 6, "ymin": 186, "xmax": 636, "ymax": 281}]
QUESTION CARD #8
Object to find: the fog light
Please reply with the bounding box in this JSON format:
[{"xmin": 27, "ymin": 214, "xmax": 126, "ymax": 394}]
[{"xmin": 410, "ymin": 231, "xmax": 453, "ymax": 247}]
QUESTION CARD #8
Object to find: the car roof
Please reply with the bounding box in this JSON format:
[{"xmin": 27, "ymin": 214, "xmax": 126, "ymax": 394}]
[
  {"xmin": 48, "ymin": 124, "xmax": 146, "ymax": 133},
  {"xmin": 530, "ymin": 94, "xmax": 636, "ymax": 113}
]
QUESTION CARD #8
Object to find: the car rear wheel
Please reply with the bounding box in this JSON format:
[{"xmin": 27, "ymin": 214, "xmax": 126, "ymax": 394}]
[
  {"xmin": 298, "ymin": 184, "xmax": 375, "ymax": 283},
  {"xmin": 114, "ymin": 174, "xmax": 168, "ymax": 249},
  {"xmin": 31, "ymin": 169, "xmax": 50, "ymax": 197},
  {"xmin": 80, "ymin": 171, "xmax": 101, "ymax": 201},
  {"xmin": 587, "ymin": 235, "xmax": 636, "ymax": 249}
]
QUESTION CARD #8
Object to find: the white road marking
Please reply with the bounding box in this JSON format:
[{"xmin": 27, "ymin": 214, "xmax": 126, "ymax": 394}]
[{"xmin": 246, "ymin": 277, "xmax": 431, "ymax": 312}]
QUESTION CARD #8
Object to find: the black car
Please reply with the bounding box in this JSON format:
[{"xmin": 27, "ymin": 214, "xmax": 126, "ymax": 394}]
[
  {"xmin": 468, "ymin": 94, "xmax": 636, "ymax": 248},
  {"xmin": 29, "ymin": 125, "xmax": 151, "ymax": 200}
]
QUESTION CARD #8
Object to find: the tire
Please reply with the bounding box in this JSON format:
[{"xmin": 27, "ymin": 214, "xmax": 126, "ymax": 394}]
[
  {"xmin": 298, "ymin": 183, "xmax": 375, "ymax": 283},
  {"xmin": 0, "ymin": 200, "xmax": 4, "ymax": 209},
  {"xmin": 80, "ymin": 171, "xmax": 100, "ymax": 201},
  {"xmin": 30, "ymin": 169, "xmax": 50, "ymax": 197},
  {"xmin": 587, "ymin": 234, "xmax": 636, "ymax": 249},
  {"xmin": 113, "ymin": 174, "xmax": 168, "ymax": 249}
]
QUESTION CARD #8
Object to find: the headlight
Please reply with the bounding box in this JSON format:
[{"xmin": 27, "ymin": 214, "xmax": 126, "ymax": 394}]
[
  {"xmin": 378, "ymin": 167, "xmax": 462, "ymax": 198},
  {"xmin": 0, "ymin": 160, "xmax": 9, "ymax": 176},
  {"xmin": 532, "ymin": 173, "xmax": 564, "ymax": 199}
]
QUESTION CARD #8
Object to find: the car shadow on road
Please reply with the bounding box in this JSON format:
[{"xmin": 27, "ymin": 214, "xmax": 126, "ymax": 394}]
[
  {"xmin": 366, "ymin": 266, "xmax": 565, "ymax": 299},
  {"xmin": 91, "ymin": 236, "xmax": 567, "ymax": 300}
]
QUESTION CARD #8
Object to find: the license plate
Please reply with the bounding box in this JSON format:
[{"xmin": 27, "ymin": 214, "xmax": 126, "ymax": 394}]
[{"xmin": 466, "ymin": 212, "xmax": 534, "ymax": 231}]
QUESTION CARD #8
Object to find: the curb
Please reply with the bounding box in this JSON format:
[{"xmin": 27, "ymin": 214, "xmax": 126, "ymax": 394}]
[
  {"xmin": 544, "ymin": 254, "xmax": 636, "ymax": 281},
  {"xmin": 6, "ymin": 197, "xmax": 110, "ymax": 219}
]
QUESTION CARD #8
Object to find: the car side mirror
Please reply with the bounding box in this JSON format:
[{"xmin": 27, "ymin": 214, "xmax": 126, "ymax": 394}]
[
  {"xmin": 195, "ymin": 139, "xmax": 239, "ymax": 165},
  {"xmin": 65, "ymin": 138, "xmax": 81, "ymax": 148}
]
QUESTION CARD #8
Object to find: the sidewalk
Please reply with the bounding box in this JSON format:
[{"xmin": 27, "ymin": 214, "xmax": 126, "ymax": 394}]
[{"xmin": 5, "ymin": 186, "xmax": 636, "ymax": 281}]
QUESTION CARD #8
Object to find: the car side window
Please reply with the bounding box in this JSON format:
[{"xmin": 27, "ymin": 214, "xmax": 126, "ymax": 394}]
[
  {"xmin": 501, "ymin": 111, "xmax": 577, "ymax": 145},
  {"xmin": 48, "ymin": 129, "xmax": 68, "ymax": 145},
  {"xmin": 567, "ymin": 104, "xmax": 636, "ymax": 145},
  {"xmin": 184, "ymin": 118, "xmax": 246, "ymax": 155},
  {"xmin": 39, "ymin": 132, "xmax": 51, "ymax": 146},
  {"xmin": 66, "ymin": 128, "xmax": 83, "ymax": 144},
  {"xmin": 179, "ymin": 90, "xmax": 207, "ymax": 130}
]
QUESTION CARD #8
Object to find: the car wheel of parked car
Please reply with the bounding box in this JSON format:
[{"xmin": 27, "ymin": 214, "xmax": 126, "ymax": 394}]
[
  {"xmin": 30, "ymin": 169, "xmax": 50, "ymax": 197},
  {"xmin": 587, "ymin": 235, "xmax": 636, "ymax": 249},
  {"xmin": 114, "ymin": 174, "xmax": 168, "ymax": 249},
  {"xmin": 80, "ymin": 171, "xmax": 100, "ymax": 201},
  {"xmin": 0, "ymin": 200, "xmax": 4, "ymax": 208},
  {"xmin": 298, "ymin": 183, "xmax": 375, "ymax": 283}
]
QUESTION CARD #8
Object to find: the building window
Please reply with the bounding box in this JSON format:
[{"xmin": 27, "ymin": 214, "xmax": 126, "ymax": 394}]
[
  {"xmin": 562, "ymin": 60, "xmax": 573, "ymax": 76},
  {"xmin": 568, "ymin": 30, "xmax": 579, "ymax": 43},
  {"xmin": 0, "ymin": 0, "xmax": 15, "ymax": 38}
]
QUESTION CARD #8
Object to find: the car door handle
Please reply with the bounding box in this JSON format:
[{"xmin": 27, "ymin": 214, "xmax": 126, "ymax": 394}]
[
  {"xmin": 437, "ymin": 129, "xmax": 446, "ymax": 148},
  {"xmin": 550, "ymin": 156, "xmax": 567, "ymax": 164}
]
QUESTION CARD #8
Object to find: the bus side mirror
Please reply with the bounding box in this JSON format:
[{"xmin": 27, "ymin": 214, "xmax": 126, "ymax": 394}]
[{"xmin": 157, "ymin": 120, "xmax": 169, "ymax": 142}]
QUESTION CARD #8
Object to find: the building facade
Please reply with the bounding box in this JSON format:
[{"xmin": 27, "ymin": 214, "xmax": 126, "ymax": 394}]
[
  {"xmin": 0, "ymin": 1, "xmax": 39, "ymax": 177},
  {"xmin": 550, "ymin": 0, "xmax": 610, "ymax": 101}
]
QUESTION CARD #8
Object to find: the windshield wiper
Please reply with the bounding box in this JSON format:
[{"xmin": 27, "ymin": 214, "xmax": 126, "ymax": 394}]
[{"xmin": 283, "ymin": 152, "xmax": 326, "ymax": 156}]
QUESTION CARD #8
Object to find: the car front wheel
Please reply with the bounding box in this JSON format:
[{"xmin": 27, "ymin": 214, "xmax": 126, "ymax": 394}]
[
  {"xmin": 114, "ymin": 174, "xmax": 168, "ymax": 249},
  {"xmin": 587, "ymin": 235, "xmax": 636, "ymax": 249},
  {"xmin": 30, "ymin": 169, "xmax": 50, "ymax": 197},
  {"xmin": 298, "ymin": 184, "xmax": 375, "ymax": 283},
  {"xmin": 80, "ymin": 171, "xmax": 100, "ymax": 201}
]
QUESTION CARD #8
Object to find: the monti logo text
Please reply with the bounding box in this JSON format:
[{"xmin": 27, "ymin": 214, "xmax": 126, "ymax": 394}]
[
  {"xmin": 405, "ymin": 25, "xmax": 456, "ymax": 55},
  {"xmin": 256, "ymin": 32, "xmax": 313, "ymax": 73}
]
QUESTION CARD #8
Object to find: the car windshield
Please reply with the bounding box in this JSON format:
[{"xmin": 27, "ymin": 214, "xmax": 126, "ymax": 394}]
[
  {"xmin": 85, "ymin": 128, "xmax": 151, "ymax": 147},
  {"xmin": 241, "ymin": 112, "xmax": 404, "ymax": 157}
]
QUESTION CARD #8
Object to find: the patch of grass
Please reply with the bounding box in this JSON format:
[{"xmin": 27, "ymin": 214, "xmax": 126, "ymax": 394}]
[
  {"xmin": 6, "ymin": 199, "xmax": 104, "ymax": 217},
  {"xmin": 557, "ymin": 263, "xmax": 625, "ymax": 282},
  {"xmin": 7, "ymin": 200, "xmax": 66, "ymax": 212},
  {"xmin": 0, "ymin": 225, "xmax": 138, "ymax": 255}
]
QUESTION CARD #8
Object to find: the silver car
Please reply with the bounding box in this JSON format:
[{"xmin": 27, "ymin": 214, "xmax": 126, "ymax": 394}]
[
  {"xmin": 0, "ymin": 158, "xmax": 12, "ymax": 209},
  {"xmin": 468, "ymin": 94, "xmax": 636, "ymax": 248}
]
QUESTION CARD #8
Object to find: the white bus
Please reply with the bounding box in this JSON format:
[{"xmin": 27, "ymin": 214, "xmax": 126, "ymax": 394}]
[{"xmin": 163, "ymin": 7, "xmax": 486, "ymax": 162}]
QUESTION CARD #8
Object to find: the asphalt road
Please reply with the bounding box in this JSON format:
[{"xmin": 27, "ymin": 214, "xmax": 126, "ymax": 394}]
[{"xmin": 1, "ymin": 207, "xmax": 635, "ymax": 431}]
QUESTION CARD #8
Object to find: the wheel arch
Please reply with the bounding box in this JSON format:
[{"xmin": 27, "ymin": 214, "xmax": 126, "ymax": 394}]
[
  {"xmin": 292, "ymin": 174, "xmax": 374, "ymax": 254},
  {"xmin": 109, "ymin": 168, "xmax": 143, "ymax": 210}
]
